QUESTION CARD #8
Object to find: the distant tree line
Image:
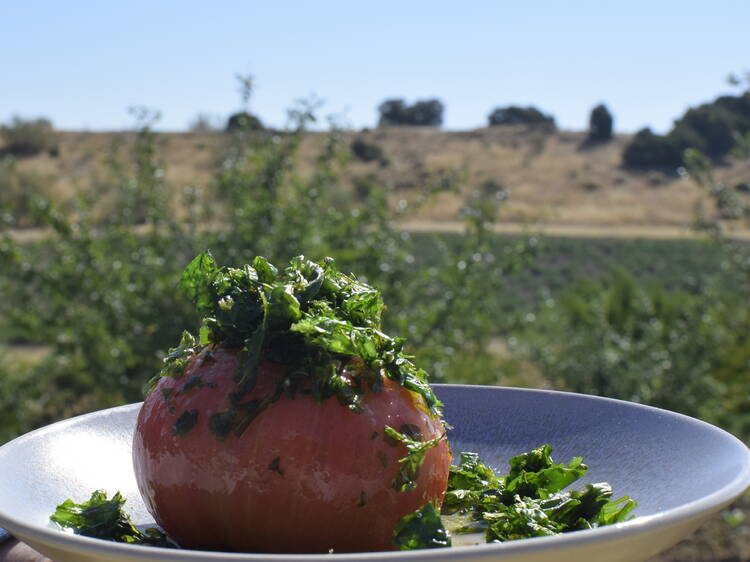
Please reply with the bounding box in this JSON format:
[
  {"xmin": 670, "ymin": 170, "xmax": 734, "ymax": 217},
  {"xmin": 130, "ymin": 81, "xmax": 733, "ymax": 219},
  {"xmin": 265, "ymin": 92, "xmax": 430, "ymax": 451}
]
[
  {"xmin": 623, "ymin": 90, "xmax": 750, "ymax": 169},
  {"xmin": 373, "ymin": 99, "xmax": 618, "ymax": 144},
  {"xmin": 377, "ymin": 99, "xmax": 445, "ymax": 127},
  {"xmin": 487, "ymin": 106, "xmax": 556, "ymax": 129},
  {"xmin": 18, "ymin": 81, "xmax": 750, "ymax": 177}
]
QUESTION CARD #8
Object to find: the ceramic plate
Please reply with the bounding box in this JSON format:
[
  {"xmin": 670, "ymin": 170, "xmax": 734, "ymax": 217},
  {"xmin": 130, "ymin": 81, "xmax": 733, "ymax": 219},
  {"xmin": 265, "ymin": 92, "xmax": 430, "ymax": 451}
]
[{"xmin": 0, "ymin": 385, "xmax": 748, "ymax": 562}]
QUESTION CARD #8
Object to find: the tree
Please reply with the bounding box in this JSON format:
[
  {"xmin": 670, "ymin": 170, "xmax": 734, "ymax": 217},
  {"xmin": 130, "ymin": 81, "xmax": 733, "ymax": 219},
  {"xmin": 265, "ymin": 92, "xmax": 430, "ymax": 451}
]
[
  {"xmin": 377, "ymin": 98, "xmax": 444, "ymax": 127},
  {"xmin": 588, "ymin": 104, "xmax": 613, "ymax": 142},
  {"xmin": 226, "ymin": 73, "xmax": 264, "ymax": 132},
  {"xmin": 0, "ymin": 116, "xmax": 58, "ymax": 157},
  {"xmin": 225, "ymin": 112, "xmax": 263, "ymax": 132},
  {"xmin": 621, "ymin": 128, "xmax": 683, "ymax": 169},
  {"xmin": 487, "ymin": 106, "xmax": 555, "ymax": 129},
  {"xmin": 622, "ymin": 89, "xmax": 750, "ymax": 169}
]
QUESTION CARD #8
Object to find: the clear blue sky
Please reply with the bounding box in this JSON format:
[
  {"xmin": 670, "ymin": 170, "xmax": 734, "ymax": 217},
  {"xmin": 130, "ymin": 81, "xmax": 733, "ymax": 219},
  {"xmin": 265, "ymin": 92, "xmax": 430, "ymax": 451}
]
[{"xmin": 2, "ymin": 0, "xmax": 748, "ymax": 133}]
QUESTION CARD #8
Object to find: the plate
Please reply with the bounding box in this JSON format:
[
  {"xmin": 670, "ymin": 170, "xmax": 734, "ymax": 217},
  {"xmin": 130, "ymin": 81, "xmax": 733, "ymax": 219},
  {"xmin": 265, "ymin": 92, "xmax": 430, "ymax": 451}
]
[{"xmin": 0, "ymin": 384, "xmax": 748, "ymax": 562}]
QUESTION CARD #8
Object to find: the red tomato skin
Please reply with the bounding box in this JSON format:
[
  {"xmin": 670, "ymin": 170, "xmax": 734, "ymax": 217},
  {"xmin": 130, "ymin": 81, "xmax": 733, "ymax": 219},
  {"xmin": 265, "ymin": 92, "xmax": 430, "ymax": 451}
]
[{"xmin": 133, "ymin": 346, "xmax": 451, "ymax": 553}]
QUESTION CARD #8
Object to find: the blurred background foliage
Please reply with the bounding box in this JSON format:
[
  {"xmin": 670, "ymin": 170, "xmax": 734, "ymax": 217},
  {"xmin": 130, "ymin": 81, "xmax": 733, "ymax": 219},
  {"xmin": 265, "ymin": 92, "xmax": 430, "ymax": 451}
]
[{"xmin": 0, "ymin": 89, "xmax": 749, "ymax": 453}]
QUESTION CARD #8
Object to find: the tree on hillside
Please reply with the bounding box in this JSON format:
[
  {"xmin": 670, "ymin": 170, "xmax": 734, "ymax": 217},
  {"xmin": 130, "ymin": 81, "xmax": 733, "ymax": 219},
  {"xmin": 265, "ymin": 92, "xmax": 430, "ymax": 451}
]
[
  {"xmin": 0, "ymin": 116, "xmax": 58, "ymax": 157},
  {"xmin": 226, "ymin": 73, "xmax": 264, "ymax": 132},
  {"xmin": 377, "ymin": 98, "xmax": 444, "ymax": 127},
  {"xmin": 622, "ymin": 89, "xmax": 750, "ymax": 169},
  {"xmin": 226, "ymin": 112, "xmax": 263, "ymax": 132},
  {"xmin": 622, "ymin": 128, "xmax": 683, "ymax": 169},
  {"xmin": 487, "ymin": 105, "xmax": 556, "ymax": 130},
  {"xmin": 588, "ymin": 104, "xmax": 613, "ymax": 142}
]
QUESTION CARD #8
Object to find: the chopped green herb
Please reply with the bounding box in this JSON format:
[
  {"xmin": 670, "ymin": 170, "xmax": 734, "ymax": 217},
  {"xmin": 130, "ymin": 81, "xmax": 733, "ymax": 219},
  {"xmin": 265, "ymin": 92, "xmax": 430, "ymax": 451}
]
[
  {"xmin": 442, "ymin": 445, "xmax": 637, "ymax": 543},
  {"xmin": 394, "ymin": 503, "xmax": 451, "ymax": 550},
  {"xmin": 152, "ymin": 252, "xmax": 443, "ymax": 437},
  {"xmin": 50, "ymin": 490, "xmax": 172, "ymax": 547},
  {"xmin": 269, "ymin": 456, "xmax": 284, "ymax": 475},
  {"xmin": 208, "ymin": 410, "xmax": 237, "ymax": 440},
  {"xmin": 180, "ymin": 374, "xmax": 215, "ymax": 393},
  {"xmin": 377, "ymin": 450, "xmax": 389, "ymax": 468},
  {"xmin": 384, "ymin": 425, "xmax": 443, "ymax": 492},
  {"xmin": 358, "ymin": 491, "xmax": 367, "ymax": 507},
  {"xmin": 143, "ymin": 331, "xmax": 202, "ymax": 395},
  {"xmin": 172, "ymin": 409, "xmax": 198, "ymax": 437}
]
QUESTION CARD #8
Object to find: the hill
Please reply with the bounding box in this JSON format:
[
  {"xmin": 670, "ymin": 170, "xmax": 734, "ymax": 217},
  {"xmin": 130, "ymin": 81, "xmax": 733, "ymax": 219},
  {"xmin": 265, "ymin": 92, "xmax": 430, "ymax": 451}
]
[{"xmin": 5, "ymin": 126, "xmax": 750, "ymax": 234}]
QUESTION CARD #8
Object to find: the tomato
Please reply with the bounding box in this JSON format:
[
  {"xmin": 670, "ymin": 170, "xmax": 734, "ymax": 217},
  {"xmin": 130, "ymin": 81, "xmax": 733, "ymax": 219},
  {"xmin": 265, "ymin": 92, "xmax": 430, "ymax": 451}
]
[{"xmin": 132, "ymin": 345, "xmax": 451, "ymax": 553}]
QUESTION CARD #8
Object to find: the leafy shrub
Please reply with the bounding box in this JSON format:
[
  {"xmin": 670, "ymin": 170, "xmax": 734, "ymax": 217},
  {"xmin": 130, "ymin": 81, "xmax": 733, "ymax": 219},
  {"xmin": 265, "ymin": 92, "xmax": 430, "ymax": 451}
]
[
  {"xmin": 587, "ymin": 104, "xmax": 613, "ymax": 142},
  {"xmin": 377, "ymin": 99, "xmax": 444, "ymax": 127},
  {"xmin": 673, "ymin": 103, "xmax": 745, "ymax": 157},
  {"xmin": 0, "ymin": 116, "xmax": 58, "ymax": 157},
  {"xmin": 0, "ymin": 123, "xmax": 201, "ymax": 442},
  {"xmin": 487, "ymin": 106, "xmax": 555, "ymax": 130},
  {"xmin": 621, "ymin": 128, "xmax": 683, "ymax": 169},
  {"xmin": 350, "ymin": 137, "xmax": 388, "ymax": 165},
  {"xmin": 0, "ymin": 158, "xmax": 50, "ymax": 227},
  {"xmin": 225, "ymin": 112, "xmax": 264, "ymax": 132},
  {"xmin": 623, "ymin": 91, "xmax": 750, "ymax": 169},
  {"xmin": 0, "ymin": 103, "xmax": 530, "ymax": 443},
  {"xmin": 517, "ymin": 269, "xmax": 750, "ymax": 436}
]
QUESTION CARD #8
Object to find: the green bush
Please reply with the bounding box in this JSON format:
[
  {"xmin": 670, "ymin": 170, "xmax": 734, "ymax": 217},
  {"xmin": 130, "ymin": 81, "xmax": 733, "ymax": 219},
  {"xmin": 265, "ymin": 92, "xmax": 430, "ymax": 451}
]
[
  {"xmin": 587, "ymin": 104, "xmax": 613, "ymax": 142},
  {"xmin": 1, "ymin": 116, "xmax": 58, "ymax": 157},
  {"xmin": 672, "ymin": 100, "xmax": 750, "ymax": 157},
  {"xmin": 0, "ymin": 104, "xmax": 529, "ymax": 443},
  {"xmin": 0, "ymin": 158, "xmax": 50, "ymax": 227},
  {"xmin": 350, "ymin": 137, "xmax": 388, "ymax": 165},
  {"xmin": 516, "ymin": 269, "xmax": 750, "ymax": 437},
  {"xmin": 487, "ymin": 106, "xmax": 555, "ymax": 130},
  {"xmin": 621, "ymin": 128, "xmax": 683, "ymax": 169},
  {"xmin": 377, "ymin": 99, "xmax": 444, "ymax": 127},
  {"xmin": 623, "ymin": 91, "xmax": 750, "ymax": 169},
  {"xmin": 225, "ymin": 111, "xmax": 264, "ymax": 132}
]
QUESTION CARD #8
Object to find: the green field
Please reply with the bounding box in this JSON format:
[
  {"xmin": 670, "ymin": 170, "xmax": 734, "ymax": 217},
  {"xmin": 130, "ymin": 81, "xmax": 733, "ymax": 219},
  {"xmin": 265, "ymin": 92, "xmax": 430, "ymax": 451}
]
[{"xmin": 411, "ymin": 232, "xmax": 738, "ymax": 323}]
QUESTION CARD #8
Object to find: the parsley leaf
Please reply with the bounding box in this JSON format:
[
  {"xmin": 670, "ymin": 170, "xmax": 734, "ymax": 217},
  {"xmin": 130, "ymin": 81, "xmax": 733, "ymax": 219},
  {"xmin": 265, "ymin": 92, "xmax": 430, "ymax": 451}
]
[
  {"xmin": 443, "ymin": 445, "xmax": 637, "ymax": 543},
  {"xmin": 384, "ymin": 425, "xmax": 444, "ymax": 492},
  {"xmin": 393, "ymin": 503, "xmax": 451, "ymax": 550},
  {"xmin": 50, "ymin": 490, "xmax": 173, "ymax": 547},
  {"xmin": 152, "ymin": 252, "xmax": 444, "ymax": 436}
]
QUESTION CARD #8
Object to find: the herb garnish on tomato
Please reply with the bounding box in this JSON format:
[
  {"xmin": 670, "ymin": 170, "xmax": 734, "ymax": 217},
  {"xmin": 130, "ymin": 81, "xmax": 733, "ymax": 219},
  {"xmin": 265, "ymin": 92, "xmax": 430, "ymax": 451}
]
[{"xmin": 145, "ymin": 251, "xmax": 443, "ymax": 437}]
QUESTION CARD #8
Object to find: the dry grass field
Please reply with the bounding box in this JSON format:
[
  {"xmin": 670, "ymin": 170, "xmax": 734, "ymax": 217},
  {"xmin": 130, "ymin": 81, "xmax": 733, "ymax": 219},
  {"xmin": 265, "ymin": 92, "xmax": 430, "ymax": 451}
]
[{"xmin": 8, "ymin": 126, "xmax": 750, "ymax": 234}]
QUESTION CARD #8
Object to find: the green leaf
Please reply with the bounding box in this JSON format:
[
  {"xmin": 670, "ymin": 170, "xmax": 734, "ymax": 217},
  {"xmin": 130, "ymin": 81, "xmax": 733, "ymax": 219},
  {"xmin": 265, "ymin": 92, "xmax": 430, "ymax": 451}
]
[
  {"xmin": 504, "ymin": 445, "xmax": 587, "ymax": 499},
  {"xmin": 50, "ymin": 490, "xmax": 172, "ymax": 547},
  {"xmin": 597, "ymin": 495, "xmax": 638, "ymax": 525},
  {"xmin": 444, "ymin": 446, "xmax": 638, "ymax": 543},
  {"xmin": 172, "ymin": 409, "xmax": 198, "ymax": 436},
  {"xmin": 251, "ymin": 255, "xmax": 278, "ymax": 284},
  {"xmin": 394, "ymin": 503, "xmax": 451, "ymax": 550},
  {"xmin": 485, "ymin": 496, "xmax": 561, "ymax": 541},
  {"xmin": 443, "ymin": 451, "xmax": 504, "ymax": 514},
  {"xmin": 384, "ymin": 425, "xmax": 443, "ymax": 492},
  {"xmin": 177, "ymin": 251, "xmax": 219, "ymax": 314}
]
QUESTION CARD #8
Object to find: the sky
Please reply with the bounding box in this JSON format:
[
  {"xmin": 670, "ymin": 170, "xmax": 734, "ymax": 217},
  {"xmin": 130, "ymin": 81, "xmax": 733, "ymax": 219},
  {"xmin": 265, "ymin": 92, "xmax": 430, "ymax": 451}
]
[{"xmin": 1, "ymin": 0, "xmax": 748, "ymax": 134}]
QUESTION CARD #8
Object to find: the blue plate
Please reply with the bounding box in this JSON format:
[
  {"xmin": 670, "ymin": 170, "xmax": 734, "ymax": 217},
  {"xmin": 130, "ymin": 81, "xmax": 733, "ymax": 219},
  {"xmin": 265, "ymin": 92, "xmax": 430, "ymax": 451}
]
[{"xmin": 0, "ymin": 385, "xmax": 748, "ymax": 562}]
